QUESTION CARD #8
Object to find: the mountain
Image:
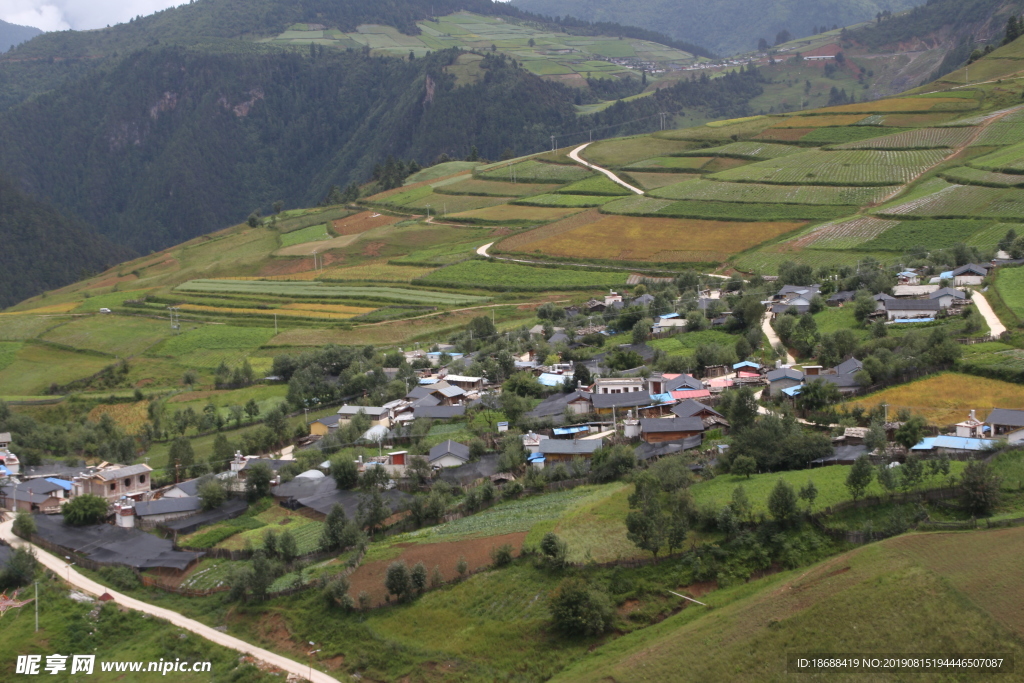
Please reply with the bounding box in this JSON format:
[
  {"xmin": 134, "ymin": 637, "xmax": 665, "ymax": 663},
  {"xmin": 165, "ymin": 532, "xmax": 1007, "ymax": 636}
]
[
  {"xmin": 0, "ymin": 19, "xmax": 40, "ymax": 53},
  {"xmin": 510, "ymin": 0, "xmax": 925, "ymax": 56},
  {"xmin": 0, "ymin": 174, "xmax": 134, "ymax": 309}
]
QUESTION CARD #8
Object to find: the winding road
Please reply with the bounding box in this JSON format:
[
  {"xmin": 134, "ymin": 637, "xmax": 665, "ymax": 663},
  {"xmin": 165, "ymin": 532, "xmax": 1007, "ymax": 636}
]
[
  {"xmin": 568, "ymin": 143, "xmax": 645, "ymax": 195},
  {"xmin": 972, "ymin": 290, "xmax": 1006, "ymax": 337},
  {"xmin": 0, "ymin": 520, "xmax": 340, "ymax": 683}
]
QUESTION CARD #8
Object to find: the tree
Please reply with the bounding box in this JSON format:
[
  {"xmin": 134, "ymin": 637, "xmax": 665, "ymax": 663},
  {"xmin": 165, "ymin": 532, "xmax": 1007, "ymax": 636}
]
[
  {"xmin": 385, "ymin": 561, "xmax": 411, "ymax": 601},
  {"xmin": 456, "ymin": 556, "xmax": 469, "ymax": 577},
  {"xmin": 229, "ymin": 405, "xmax": 244, "ymax": 429},
  {"xmin": 331, "ymin": 456, "xmax": 359, "ymax": 489},
  {"xmin": 731, "ymin": 455, "xmax": 757, "ymax": 479},
  {"xmin": 717, "ymin": 386, "xmax": 758, "ymax": 430},
  {"xmin": 900, "ymin": 456, "xmax": 924, "ymax": 492},
  {"xmin": 730, "ymin": 485, "xmax": 751, "ymax": 522},
  {"xmin": 767, "ymin": 479, "xmax": 797, "ymax": 524},
  {"xmin": 865, "ymin": 418, "xmax": 887, "ymax": 454},
  {"xmin": 183, "ymin": 369, "xmax": 198, "ymax": 388},
  {"xmin": 960, "ymin": 460, "xmax": 1001, "ymax": 516},
  {"xmin": 549, "ymin": 578, "xmax": 614, "ymax": 637},
  {"xmin": 245, "ymin": 462, "xmax": 273, "ymax": 501},
  {"xmin": 198, "ymin": 478, "xmax": 226, "ymax": 511},
  {"xmin": 168, "ymin": 436, "xmax": 195, "ymax": 482},
  {"xmin": 631, "ymin": 319, "xmax": 649, "ymax": 346},
  {"xmin": 758, "ymin": 38, "xmax": 770, "ymax": 51},
  {"xmin": 63, "ymin": 494, "xmax": 109, "ymax": 526},
  {"xmin": 797, "ymin": 379, "xmax": 841, "ymax": 413},
  {"xmin": 0, "ymin": 547, "xmax": 36, "ymax": 590},
  {"xmin": 358, "ymin": 488, "xmax": 390, "ymax": 536},
  {"xmin": 540, "ymin": 532, "xmax": 569, "ymax": 568},
  {"xmin": 846, "ymin": 456, "xmax": 874, "ymax": 501},
  {"xmin": 12, "ymin": 511, "xmax": 36, "ymax": 539},
  {"xmin": 799, "ymin": 479, "xmax": 818, "ymax": 512},
  {"xmin": 411, "ymin": 561, "xmax": 428, "ymax": 594},
  {"xmin": 244, "ymin": 398, "xmax": 260, "ymax": 420},
  {"xmin": 406, "ymin": 455, "xmax": 432, "ymax": 485},
  {"xmin": 360, "ymin": 465, "xmax": 391, "ymax": 490},
  {"xmin": 319, "ymin": 504, "xmax": 348, "ymax": 551},
  {"xmin": 278, "ymin": 530, "xmax": 298, "ymax": 563},
  {"xmin": 853, "ymin": 290, "xmax": 876, "ymax": 324},
  {"xmin": 894, "ymin": 416, "xmax": 926, "ymax": 451},
  {"xmin": 877, "ymin": 463, "xmax": 899, "ymax": 497},
  {"xmin": 590, "ymin": 444, "xmax": 636, "ymax": 483},
  {"xmin": 248, "ymin": 552, "xmax": 273, "ymax": 601}
]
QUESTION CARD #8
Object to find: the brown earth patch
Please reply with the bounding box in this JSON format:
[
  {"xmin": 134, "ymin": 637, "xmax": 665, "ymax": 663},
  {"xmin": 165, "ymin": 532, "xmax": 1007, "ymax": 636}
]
[
  {"xmin": 257, "ymin": 258, "xmax": 319, "ymax": 277},
  {"xmin": 348, "ymin": 532, "xmax": 527, "ymax": 607},
  {"xmin": 333, "ymin": 211, "xmax": 403, "ymax": 236},
  {"xmin": 362, "ymin": 241, "xmax": 387, "ymax": 257}
]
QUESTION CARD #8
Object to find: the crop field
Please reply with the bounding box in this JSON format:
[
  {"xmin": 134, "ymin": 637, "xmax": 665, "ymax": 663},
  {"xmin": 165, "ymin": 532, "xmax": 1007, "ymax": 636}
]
[
  {"xmin": 848, "ymin": 372, "xmax": 1024, "ymax": 426},
  {"xmin": 769, "ymin": 114, "xmax": 871, "ymax": 128},
  {"xmin": 217, "ymin": 506, "xmax": 324, "ymax": 554},
  {"xmin": 658, "ymin": 200, "xmax": 851, "ymax": 222},
  {"xmin": 477, "ymin": 160, "xmax": 593, "ymax": 183},
  {"xmin": 416, "ymin": 259, "xmax": 628, "ymax": 290},
  {"xmin": 0, "ymin": 342, "xmax": 21, "ymax": 373},
  {"xmin": 330, "ymin": 211, "xmax": 403, "ymax": 236},
  {"xmin": 681, "ymin": 141, "xmax": 804, "ymax": 160},
  {"xmin": 446, "ymin": 204, "xmax": 584, "ymax": 224},
  {"xmin": 797, "ymin": 126, "xmax": 908, "ymax": 145},
  {"xmin": 404, "ymin": 161, "xmax": 478, "ymax": 184},
  {"xmin": 318, "ymin": 261, "xmax": 437, "ymax": 282},
  {"xmin": 943, "ymin": 166, "xmax": 1024, "ymax": 187},
  {"xmin": 751, "ymin": 127, "xmax": 813, "ymax": 142},
  {"xmin": 434, "ymin": 178, "xmax": 562, "ymax": 196},
  {"xmin": 2, "ymin": 302, "xmax": 79, "ymax": 315},
  {"xmin": 880, "ymin": 183, "xmax": 1024, "ymax": 220},
  {"xmin": 0, "ymin": 315, "xmax": 66, "ymax": 341},
  {"xmin": 860, "ymin": 219, "xmax": 998, "ymax": 251},
  {"xmin": 149, "ymin": 325, "xmax": 276, "ymax": 363},
  {"xmin": 177, "ymin": 304, "xmax": 372, "ymax": 321},
  {"xmin": 971, "ymin": 118, "xmax": 1024, "ymax": 147},
  {"xmin": 624, "ymin": 156, "xmax": 711, "ymax": 172},
  {"xmin": 971, "ymin": 141, "xmax": 1024, "ymax": 172},
  {"xmin": 834, "ymin": 126, "xmax": 974, "ymax": 150},
  {"xmin": 403, "ymin": 193, "xmax": 510, "ymax": 213},
  {"xmin": 503, "ymin": 214, "xmax": 803, "ymax": 262},
  {"xmin": 279, "ymin": 224, "xmax": 331, "ymax": 247},
  {"xmin": 711, "ymin": 149, "xmax": 948, "ymax": 186},
  {"xmin": 581, "ymin": 136, "xmax": 695, "ymax": 167},
  {"xmin": 512, "ymin": 194, "xmax": 619, "ymax": 208},
  {"xmin": 627, "ymin": 172, "xmax": 699, "ymax": 190},
  {"xmin": 273, "ymin": 233, "xmax": 360, "ymax": 257},
  {"xmin": 995, "ymin": 265, "xmax": 1024, "ymax": 320},
  {"xmin": 789, "ymin": 216, "xmax": 899, "ymax": 250},
  {"xmin": 650, "ymin": 178, "xmax": 889, "ymax": 205},
  {"xmin": 273, "ymin": 206, "xmax": 352, "ymax": 233},
  {"xmin": 372, "ymin": 184, "xmax": 434, "ymax": 207},
  {"xmin": 647, "ymin": 329, "xmax": 738, "ymax": 357},
  {"xmin": 733, "ymin": 247, "xmax": 892, "ymax": 274},
  {"xmin": 814, "ymin": 97, "xmax": 977, "ymax": 114},
  {"xmin": 40, "ymin": 316, "xmax": 171, "ymax": 357},
  {"xmin": 75, "ymin": 291, "xmax": 152, "ymax": 312},
  {"xmin": 174, "ymin": 279, "xmax": 487, "ymax": 304},
  {"xmin": 0, "ymin": 342, "xmax": 112, "ymax": 395},
  {"xmin": 87, "ymin": 401, "xmax": 149, "ymax": 434},
  {"xmin": 656, "ymin": 116, "xmax": 773, "ymax": 140},
  {"xmin": 553, "ymin": 175, "xmax": 631, "ymax": 196}
]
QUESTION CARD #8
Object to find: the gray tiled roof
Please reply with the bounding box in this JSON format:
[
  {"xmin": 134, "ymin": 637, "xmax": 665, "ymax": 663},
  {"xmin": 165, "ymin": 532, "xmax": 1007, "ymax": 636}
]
[
  {"xmin": 988, "ymin": 408, "xmax": 1024, "ymax": 428},
  {"xmin": 92, "ymin": 464, "xmax": 151, "ymax": 481},
  {"xmin": 591, "ymin": 392, "xmax": 653, "ymax": 410},
  {"xmin": 767, "ymin": 368, "xmax": 803, "ymax": 382},
  {"xmin": 134, "ymin": 496, "xmax": 202, "ymax": 517},
  {"xmin": 414, "ymin": 405, "xmax": 467, "ymax": 420},
  {"xmin": 537, "ymin": 439, "xmax": 602, "ymax": 455},
  {"xmin": 428, "ymin": 440, "xmax": 470, "ymax": 462},
  {"xmin": 640, "ymin": 416, "xmax": 705, "ymax": 433}
]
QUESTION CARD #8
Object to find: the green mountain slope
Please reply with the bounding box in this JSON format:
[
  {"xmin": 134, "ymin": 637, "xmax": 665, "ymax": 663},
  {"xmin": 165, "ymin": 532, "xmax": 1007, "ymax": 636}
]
[
  {"xmin": 0, "ymin": 19, "xmax": 40, "ymax": 52},
  {"xmin": 510, "ymin": 0, "xmax": 922, "ymax": 56},
  {"xmin": 0, "ymin": 174, "xmax": 134, "ymax": 309}
]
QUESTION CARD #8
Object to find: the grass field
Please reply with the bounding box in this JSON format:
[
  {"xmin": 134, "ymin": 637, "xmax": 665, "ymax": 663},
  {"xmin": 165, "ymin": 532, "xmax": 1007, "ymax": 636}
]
[
  {"xmin": 175, "ymin": 279, "xmax": 487, "ymax": 305},
  {"xmin": 503, "ymin": 214, "xmax": 803, "ymax": 262},
  {"xmin": 848, "ymin": 372, "xmax": 1024, "ymax": 426},
  {"xmin": 512, "ymin": 194, "xmax": 619, "ymax": 208},
  {"xmin": 553, "ymin": 175, "xmax": 632, "ymax": 196},
  {"xmin": 477, "ymin": 160, "xmax": 593, "ymax": 184},
  {"xmin": 280, "ymin": 223, "xmax": 331, "ymax": 247},
  {"xmin": 711, "ymin": 149, "xmax": 947, "ymax": 186},
  {"xmin": 416, "ymin": 260, "xmax": 629, "ymax": 291},
  {"xmin": 682, "ymin": 141, "xmax": 805, "ymax": 160},
  {"xmin": 995, "ymin": 265, "xmax": 1024, "ymax": 320},
  {"xmin": 647, "ymin": 329, "xmax": 739, "ymax": 357},
  {"xmin": 318, "ymin": 261, "xmax": 437, "ymax": 282},
  {"xmin": 581, "ymin": 136, "xmax": 695, "ymax": 167},
  {"xmin": 41, "ymin": 315, "xmax": 171, "ymax": 357},
  {"xmin": 436, "ymin": 178, "xmax": 563, "ymax": 197},
  {"xmin": 624, "ymin": 156, "xmax": 711, "ymax": 171},
  {"xmin": 0, "ymin": 342, "xmax": 112, "ymax": 394},
  {"xmin": 446, "ymin": 204, "xmax": 585, "ymax": 224},
  {"xmin": 0, "ymin": 342, "xmax": 21, "ymax": 373},
  {"xmin": 0, "ymin": 315, "xmax": 66, "ymax": 341},
  {"xmin": 651, "ymin": 179, "xmax": 889, "ymax": 206},
  {"xmin": 404, "ymin": 161, "xmax": 478, "ymax": 184}
]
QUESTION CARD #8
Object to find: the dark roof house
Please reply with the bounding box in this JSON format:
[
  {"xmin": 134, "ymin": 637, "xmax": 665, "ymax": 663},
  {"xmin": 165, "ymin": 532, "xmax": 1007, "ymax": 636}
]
[{"xmin": 428, "ymin": 440, "xmax": 471, "ymax": 464}]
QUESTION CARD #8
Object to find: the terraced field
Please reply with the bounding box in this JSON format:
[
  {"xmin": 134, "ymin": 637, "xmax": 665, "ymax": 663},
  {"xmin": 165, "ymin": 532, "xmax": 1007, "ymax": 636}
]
[
  {"xmin": 833, "ymin": 126, "xmax": 974, "ymax": 150},
  {"xmin": 417, "ymin": 260, "xmax": 629, "ymax": 290},
  {"xmin": 477, "ymin": 160, "xmax": 593, "ymax": 184},
  {"xmin": 711, "ymin": 149, "xmax": 948, "ymax": 186},
  {"xmin": 879, "ymin": 183, "xmax": 1024, "ymax": 220},
  {"xmin": 650, "ymin": 179, "xmax": 889, "ymax": 205},
  {"xmin": 679, "ymin": 141, "xmax": 804, "ymax": 160},
  {"xmin": 174, "ymin": 279, "xmax": 488, "ymax": 305},
  {"xmin": 512, "ymin": 194, "xmax": 619, "ymax": 207},
  {"xmin": 435, "ymin": 179, "xmax": 562, "ymax": 197}
]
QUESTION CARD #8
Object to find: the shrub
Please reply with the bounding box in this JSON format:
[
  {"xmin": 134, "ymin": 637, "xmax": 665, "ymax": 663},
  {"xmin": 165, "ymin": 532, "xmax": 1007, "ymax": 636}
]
[
  {"xmin": 99, "ymin": 565, "xmax": 140, "ymax": 591},
  {"xmin": 411, "ymin": 561, "xmax": 428, "ymax": 594},
  {"xmin": 0, "ymin": 547, "xmax": 36, "ymax": 590},
  {"xmin": 12, "ymin": 511, "xmax": 36, "ymax": 539},
  {"xmin": 456, "ymin": 556, "xmax": 469, "ymax": 577},
  {"xmin": 63, "ymin": 495, "xmax": 109, "ymax": 526},
  {"xmin": 549, "ymin": 578, "xmax": 615, "ymax": 637},
  {"xmin": 385, "ymin": 561, "xmax": 412, "ymax": 602},
  {"xmin": 490, "ymin": 544, "xmax": 514, "ymax": 568}
]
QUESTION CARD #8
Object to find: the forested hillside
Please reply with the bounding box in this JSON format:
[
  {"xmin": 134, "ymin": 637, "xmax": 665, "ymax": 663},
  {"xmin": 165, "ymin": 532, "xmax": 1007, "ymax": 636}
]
[
  {"xmin": 510, "ymin": 0, "xmax": 921, "ymax": 56},
  {"xmin": 0, "ymin": 20, "xmax": 40, "ymax": 52},
  {"xmin": 0, "ymin": 174, "xmax": 134, "ymax": 308}
]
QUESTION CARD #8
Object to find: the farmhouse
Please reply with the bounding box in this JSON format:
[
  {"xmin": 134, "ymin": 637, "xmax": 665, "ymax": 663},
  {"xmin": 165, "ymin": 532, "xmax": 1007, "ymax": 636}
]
[
  {"xmin": 671, "ymin": 399, "xmax": 730, "ymax": 431},
  {"xmin": 443, "ymin": 374, "xmax": 484, "ymax": 392},
  {"xmin": 884, "ymin": 298, "xmax": 941, "ymax": 321},
  {"xmin": 413, "ymin": 405, "xmax": 467, "ymax": 420},
  {"xmin": 337, "ymin": 405, "xmax": 392, "ymax": 428},
  {"xmin": 72, "ymin": 464, "xmax": 152, "ymax": 502},
  {"xmin": 526, "ymin": 390, "xmax": 593, "ymax": 422},
  {"xmin": 892, "ymin": 284, "xmax": 939, "ymax": 298},
  {"xmin": 639, "ymin": 416, "xmax": 705, "ymax": 444},
  {"xmin": 766, "ymin": 367, "xmax": 804, "ymax": 396},
  {"xmin": 309, "ymin": 414, "xmax": 340, "ymax": 437},
  {"xmin": 929, "ymin": 287, "xmax": 970, "ymax": 308},
  {"xmin": 132, "ymin": 496, "xmax": 203, "ymax": 527},
  {"xmin": 951, "ymin": 263, "xmax": 990, "ymax": 286},
  {"xmin": 828, "ymin": 290, "xmax": 855, "ymax": 306},
  {"xmin": 428, "ymin": 440, "xmax": 471, "ymax": 468},
  {"xmin": 593, "ymin": 377, "xmax": 645, "ymax": 394},
  {"xmin": 161, "ymin": 478, "xmax": 201, "ymax": 498},
  {"xmin": 0, "ymin": 432, "xmax": 10, "ymax": 449},
  {"xmin": 591, "ymin": 391, "xmax": 654, "ymax": 415},
  {"xmin": 988, "ymin": 408, "xmax": 1024, "ymax": 443},
  {"xmin": 0, "ymin": 477, "xmax": 69, "ymax": 513},
  {"xmin": 535, "ymin": 438, "xmax": 602, "ymax": 463}
]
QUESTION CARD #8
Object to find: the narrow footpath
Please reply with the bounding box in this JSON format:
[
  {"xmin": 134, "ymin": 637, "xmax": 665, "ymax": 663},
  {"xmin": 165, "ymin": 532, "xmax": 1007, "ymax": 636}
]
[
  {"xmin": 762, "ymin": 313, "xmax": 795, "ymax": 364},
  {"xmin": 0, "ymin": 519, "xmax": 340, "ymax": 683},
  {"xmin": 568, "ymin": 143, "xmax": 645, "ymax": 195},
  {"xmin": 973, "ymin": 290, "xmax": 1007, "ymax": 337}
]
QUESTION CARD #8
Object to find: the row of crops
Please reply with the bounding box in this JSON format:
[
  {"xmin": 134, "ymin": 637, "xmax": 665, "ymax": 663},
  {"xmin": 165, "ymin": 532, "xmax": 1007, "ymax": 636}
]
[
  {"xmin": 711, "ymin": 149, "xmax": 948, "ymax": 186},
  {"xmin": 650, "ymin": 178, "xmax": 889, "ymax": 205},
  {"xmin": 879, "ymin": 183, "xmax": 1024, "ymax": 220},
  {"xmin": 175, "ymin": 279, "xmax": 489, "ymax": 305}
]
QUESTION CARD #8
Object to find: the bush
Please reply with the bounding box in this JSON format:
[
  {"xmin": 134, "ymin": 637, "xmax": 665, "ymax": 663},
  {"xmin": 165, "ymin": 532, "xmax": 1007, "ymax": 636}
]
[
  {"xmin": 99, "ymin": 565, "xmax": 140, "ymax": 591},
  {"xmin": 62, "ymin": 495, "xmax": 109, "ymax": 526},
  {"xmin": 12, "ymin": 511, "xmax": 36, "ymax": 539},
  {"xmin": 549, "ymin": 578, "xmax": 615, "ymax": 637},
  {"xmin": 490, "ymin": 544, "xmax": 514, "ymax": 568},
  {"xmin": 385, "ymin": 561, "xmax": 412, "ymax": 602}
]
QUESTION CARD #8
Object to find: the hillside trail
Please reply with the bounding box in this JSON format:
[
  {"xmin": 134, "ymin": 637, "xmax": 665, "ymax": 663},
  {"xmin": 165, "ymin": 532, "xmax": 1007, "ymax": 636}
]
[
  {"xmin": 762, "ymin": 312, "xmax": 795, "ymax": 364},
  {"xmin": 0, "ymin": 519, "xmax": 341, "ymax": 683},
  {"xmin": 972, "ymin": 290, "xmax": 1007, "ymax": 337},
  {"xmin": 568, "ymin": 143, "xmax": 645, "ymax": 195},
  {"xmin": 473, "ymin": 240, "xmax": 729, "ymax": 277}
]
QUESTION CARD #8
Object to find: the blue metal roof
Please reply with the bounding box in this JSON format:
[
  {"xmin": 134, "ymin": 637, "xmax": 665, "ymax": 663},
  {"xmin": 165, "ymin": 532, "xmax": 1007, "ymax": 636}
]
[
  {"xmin": 538, "ymin": 373, "xmax": 567, "ymax": 387},
  {"xmin": 781, "ymin": 385, "xmax": 803, "ymax": 397},
  {"xmin": 528, "ymin": 454, "xmax": 546, "ymax": 463},
  {"xmin": 913, "ymin": 436, "xmax": 996, "ymax": 451},
  {"xmin": 892, "ymin": 318, "xmax": 934, "ymax": 324},
  {"xmin": 733, "ymin": 361, "xmax": 761, "ymax": 370},
  {"xmin": 553, "ymin": 426, "xmax": 589, "ymax": 436},
  {"xmin": 940, "ymin": 270, "xmax": 954, "ymax": 279},
  {"xmin": 911, "ymin": 437, "xmax": 937, "ymax": 451},
  {"xmin": 44, "ymin": 477, "xmax": 72, "ymax": 491},
  {"xmin": 659, "ymin": 313, "xmax": 680, "ymax": 319}
]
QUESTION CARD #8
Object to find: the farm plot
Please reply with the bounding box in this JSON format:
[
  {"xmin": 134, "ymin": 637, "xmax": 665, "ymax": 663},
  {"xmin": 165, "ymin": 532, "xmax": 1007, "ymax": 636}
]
[
  {"xmin": 789, "ymin": 216, "xmax": 899, "ymax": 250},
  {"xmin": 512, "ymin": 194, "xmax": 619, "ymax": 208},
  {"xmin": 650, "ymin": 179, "xmax": 889, "ymax": 205},
  {"xmin": 174, "ymin": 279, "xmax": 488, "ymax": 305},
  {"xmin": 811, "ymin": 97, "xmax": 977, "ymax": 114},
  {"xmin": 434, "ymin": 179, "xmax": 562, "ymax": 196},
  {"xmin": 751, "ymin": 127, "xmax": 813, "ymax": 142},
  {"xmin": 624, "ymin": 157, "xmax": 711, "ymax": 172},
  {"xmin": 647, "ymin": 330, "xmax": 738, "ymax": 357},
  {"xmin": 331, "ymin": 211, "xmax": 403, "ymax": 236},
  {"xmin": 403, "ymin": 160, "xmax": 479, "ymax": 184},
  {"xmin": 503, "ymin": 214, "xmax": 803, "ymax": 262},
  {"xmin": 627, "ymin": 172, "xmax": 700, "ymax": 190},
  {"xmin": 655, "ymin": 116, "xmax": 774, "ymax": 140},
  {"xmin": 833, "ymin": 127, "xmax": 974, "ymax": 150},
  {"xmin": 733, "ymin": 248, "xmax": 890, "ymax": 275},
  {"xmin": 970, "ymin": 117, "xmax": 1024, "ymax": 147},
  {"xmin": 580, "ymin": 136, "xmax": 696, "ymax": 166},
  {"xmin": 797, "ymin": 127, "xmax": 909, "ymax": 145},
  {"xmin": 879, "ymin": 184, "xmax": 1024, "ymax": 220},
  {"xmin": 943, "ymin": 166, "xmax": 1024, "ymax": 188},
  {"xmin": 553, "ymin": 175, "xmax": 632, "ymax": 196},
  {"xmin": 860, "ymin": 220, "xmax": 998, "ymax": 251},
  {"xmin": 403, "ymin": 193, "xmax": 510, "ymax": 213},
  {"xmin": 711, "ymin": 149, "xmax": 948, "ymax": 186},
  {"xmin": 995, "ymin": 265, "xmax": 1024, "ymax": 320},
  {"xmin": 177, "ymin": 304, "xmax": 374, "ymax": 321},
  {"xmin": 417, "ymin": 260, "xmax": 628, "ymax": 290},
  {"xmin": 0, "ymin": 315, "xmax": 67, "ymax": 341},
  {"xmin": 971, "ymin": 141, "xmax": 1024, "ymax": 172},
  {"xmin": 147, "ymin": 326, "xmax": 276, "ymax": 369},
  {"xmin": 87, "ymin": 401, "xmax": 149, "ymax": 434},
  {"xmin": 0, "ymin": 342, "xmax": 21, "ymax": 373},
  {"xmin": 318, "ymin": 261, "xmax": 437, "ymax": 282},
  {"xmin": 658, "ymin": 200, "xmax": 852, "ymax": 222},
  {"xmin": 279, "ymin": 224, "xmax": 331, "ymax": 247},
  {"xmin": 847, "ymin": 372, "xmax": 1024, "ymax": 426},
  {"xmin": 679, "ymin": 141, "xmax": 804, "ymax": 160},
  {"xmin": 769, "ymin": 114, "xmax": 870, "ymax": 128},
  {"xmin": 41, "ymin": 316, "xmax": 171, "ymax": 357},
  {"xmin": 0, "ymin": 343, "xmax": 112, "ymax": 395},
  {"xmin": 445, "ymin": 204, "xmax": 584, "ymax": 224},
  {"xmin": 477, "ymin": 159, "xmax": 593, "ymax": 183},
  {"xmin": 75, "ymin": 291, "xmax": 152, "ymax": 312}
]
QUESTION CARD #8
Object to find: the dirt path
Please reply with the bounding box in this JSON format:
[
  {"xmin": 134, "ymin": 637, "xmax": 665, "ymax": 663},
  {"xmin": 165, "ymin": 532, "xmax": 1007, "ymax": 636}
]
[
  {"xmin": 569, "ymin": 143, "xmax": 645, "ymax": 195},
  {"xmin": 762, "ymin": 312, "xmax": 795, "ymax": 364},
  {"xmin": 0, "ymin": 519, "xmax": 341, "ymax": 683},
  {"xmin": 973, "ymin": 290, "xmax": 1007, "ymax": 337}
]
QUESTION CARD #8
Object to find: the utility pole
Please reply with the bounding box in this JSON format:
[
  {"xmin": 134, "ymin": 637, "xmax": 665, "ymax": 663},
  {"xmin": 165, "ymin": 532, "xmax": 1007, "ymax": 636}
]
[{"xmin": 550, "ymin": 135, "xmax": 556, "ymax": 152}]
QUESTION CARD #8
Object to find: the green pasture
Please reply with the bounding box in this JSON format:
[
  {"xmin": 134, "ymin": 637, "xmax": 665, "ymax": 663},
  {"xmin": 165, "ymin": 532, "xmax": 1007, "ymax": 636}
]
[
  {"xmin": 650, "ymin": 179, "xmax": 889, "ymax": 206},
  {"xmin": 280, "ymin": 223, "xmax": 331, "ymax": 247},
  {"xmin": 477, "ymin": 160, "xmax": 593, "ymax": 184},
  {"xmin": 41, "ymin": 315, "xmax": 172, "ymax": 357},
  {"xmin": 0, "ymin": 342, "xmax": 112, "ymax": 395},
  {"xmin": 647, "ymin": 329, "xmax": 739, "ymax": 357},
  {"xmin": 174, "ymin": 280, "xmax": 488, "ymax": 305}
]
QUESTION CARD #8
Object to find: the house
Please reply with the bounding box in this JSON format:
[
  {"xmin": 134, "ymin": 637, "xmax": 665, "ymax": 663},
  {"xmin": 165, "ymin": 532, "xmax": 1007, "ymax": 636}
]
[
  {"xmin": 828, "ymin": 291, "xmax": 855, "ymax": 306},
  {"xmin": 884, "ymin": 298, "xmax": 941, "ymax": 321},
  {"xmin": 810, "ymin": 444, "xmax": 868, "ymax": 467},
  {"xmin": 591, "ymin": 392, "xmax": 653, "ymax": 415},
  {"xmin": 873, "ymin": 292, "xmax": 896, "ymax": 311},
  {"xmin": 988, "ymin": 408, "xmax": 1024, "ymax": 443},
  {"xmin": 652, "ymin": 316, "xmax": 687, "ymax": 335},
  {"xmin": 775, "ymin": 284, "xmax": 821, "ymax": 300},
  {"xmin": 237, "ymin": 458, "xmax": 290, "ymax": 481},
  {"xmin": 955, "ymin": 410, "xmax": 986, "ymax": 438},
  {"xmin": 337, "ymin": 405, "xmax": 391, "ymax": 428},
  {"xmin": 428, "ymin": 440, "xmax": 471, "ymax": 468},
  {"xmin": 892, "ymin": 284, "xmax": 939, "ymax": 298},
  {"xmin": 912, "ymin": 435, "xmax": 997, "ymax": 456},
  {"xmin": 648, "ymin": 372, "xmax": 703, "ymax": 394},
  {"xmin": 672, "ymin": 399, "xmax": 730, "ymax": 431},
  {"xmin": 526, "ymin": 391, "xmax": 593, "ymax": 422},
  {"xmin": 0, "ymin": 478, "xmax": 69, "ymax": 513},
  {"xmin": 0, "ymin": 432, "xmax": 10, "ymax": 449},
  {"xmin": 413, "ymin": 405, "xmax": 467, "ymax": 420},
  {"xmin": 309, "ymin": 414, "xmax": 341, "ymax": 437},
  {"xmin": 635, "ymin": 436, "xmax": 703, "ymax": 463},
  {"xmin": 814, "ymin": 373, "xmax": 862, "ymax": 395},
  {"xmin": 951, "ymin": 263, "xmax": 989, "ymax": 286},
  {"xmin": 0, "ymin": 450, "xmax": 19, "ymax": 476},
  {"xmin": 766, "ymin": 367, "xmax": 804, "ymax": 396},
  {"xmin": 132, "ymin": 496, "xmax": 203, "ymax": 526},
  {"xmin": 897, "ymin": 270, "xmax": 920, "ymax": 285},
  {"xmin": 604, "ymin": 291, "xmax": 623, "ymax": 307},
  {"xmin": 444, "ymin": 375, "xmax": 484, "ymax": 392},
  {"xmin": 72, "ymin": 464, "xmax": 152, "ymax": 502},
  {"xmin": 535, "ymin": 438, "xmax": 602, "ymax": 463},
  {"xmin": 639, "ymin": 416, "xmax": 705, "ymax": 444},
  {"xmin": 632, "ymin": 293, "xmax": 655, "ymax": 307},
  {"xmin": 593, "ymin": 377, "xmax": 645, "ymax": 394},
  {"xmin": 162, "ymin": 478, "xmax": 202, "ymax": 499},
  {"xmin": 929, "ymin": 287, "xmax": 969, "ymax": 309},
  {"xmin": 771, "ymin": 296, "xmax": 812, "ymax": 315},
  {"xmin": 585, "ymin": 299, "xmax": 606, "ymax": 313},
  {"xmin": 832, "ymin": 357, "xmax": 863, "ymax": 376},
  {"xmin": 548, "ymin": 332, "xmax": 570, "ymax": 345}
]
